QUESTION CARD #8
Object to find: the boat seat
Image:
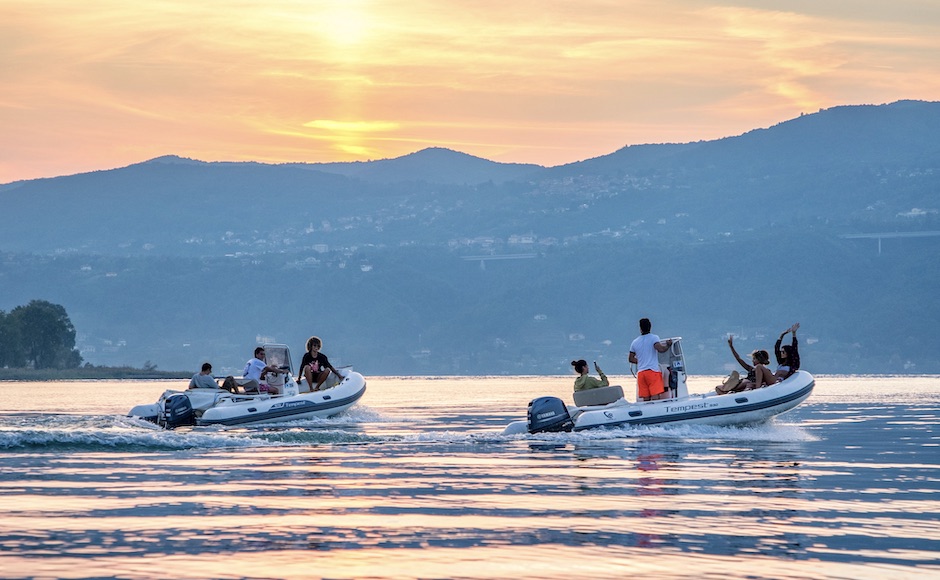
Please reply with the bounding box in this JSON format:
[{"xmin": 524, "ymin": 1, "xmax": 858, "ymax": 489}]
[{"xmin": 574, "ymin": 385, "xmax": 625, "ymax": 407}]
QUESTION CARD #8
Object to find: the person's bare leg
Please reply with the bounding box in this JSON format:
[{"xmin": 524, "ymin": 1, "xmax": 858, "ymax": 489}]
[
  {"xmin": 221, "ymin": 376, "xmax": 238, "ymax": 394},
  {"xmin": 314, "ymin": 369, "xmax": 330, "ymax": 391}
]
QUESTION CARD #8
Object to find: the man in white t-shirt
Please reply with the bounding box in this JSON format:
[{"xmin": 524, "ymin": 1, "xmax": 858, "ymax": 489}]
[
  {"xmin": 241, "ymin": 347, "xmax": 283, "ymax": 394},
  {"xmin": 629, "ymin": 318, "xmax": 673, "ymax": 401}
]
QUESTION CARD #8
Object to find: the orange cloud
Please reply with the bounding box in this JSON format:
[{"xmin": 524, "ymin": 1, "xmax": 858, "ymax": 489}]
[{"xmin": 1, "ymin": 0, "xmax": 939, "ymax": 182}]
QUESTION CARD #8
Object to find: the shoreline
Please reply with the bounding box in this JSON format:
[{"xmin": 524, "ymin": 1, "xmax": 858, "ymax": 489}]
[{"xmin": 0, "ymin": 368, "xmax": 189, "ymax": 381}]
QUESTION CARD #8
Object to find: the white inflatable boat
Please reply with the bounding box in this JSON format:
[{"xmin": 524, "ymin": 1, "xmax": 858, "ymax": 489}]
[
  {"xmin": 128, "ymin": 344, "xmax": 366, "ymax": 428},
  {"xmin": 504, "ymin": 338, "xmax": 814, "ymax": 434}
]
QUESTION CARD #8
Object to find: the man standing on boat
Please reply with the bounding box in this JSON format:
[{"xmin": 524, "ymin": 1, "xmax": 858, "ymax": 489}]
[{"xmin": 629, "ymin": 318, "xmax": 673, "ymax": 401}]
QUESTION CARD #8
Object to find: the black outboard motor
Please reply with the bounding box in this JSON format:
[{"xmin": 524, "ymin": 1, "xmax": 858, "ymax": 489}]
[
  {"xmin": 527, "ymin": 396, "xmax": 574, "ymax": 433},
  {"xmin": 163, "ymin": 394, "xmax": 196, "ymax": 429}
]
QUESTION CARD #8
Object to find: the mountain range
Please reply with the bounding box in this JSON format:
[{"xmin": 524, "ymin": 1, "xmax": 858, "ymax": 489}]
[{"xmin": 1, "ymin": 100, "xmax": 938, "ymax": 376}]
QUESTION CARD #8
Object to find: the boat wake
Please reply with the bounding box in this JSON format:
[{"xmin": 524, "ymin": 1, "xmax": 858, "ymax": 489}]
[
  {"xmin": 0, "ymin": 409, "xmax": 385, "ymax": 452},
  {"xmin": 0, "ymin": 414, "xmax": 257, "ymax": 451},
  {"xmin": 0, "ymin": 405, "xmax": 816, "ymax": 453},
  {"xmin": 501, "ymin": 419, "xmax": 817, "ymax": 444}
]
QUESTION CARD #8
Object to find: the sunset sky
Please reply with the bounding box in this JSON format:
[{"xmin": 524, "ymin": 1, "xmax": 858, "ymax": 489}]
[{"xmin": 3, "ymin": 0, "xmax": 940, "ymax": 183}]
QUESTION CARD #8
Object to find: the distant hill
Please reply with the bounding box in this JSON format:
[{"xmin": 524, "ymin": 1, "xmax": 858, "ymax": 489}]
[
  {"xmin": 558, "ymin": 100, "xmax": 940, "ymax": 174},
  {"xmin": 2, "ymin": 100, "xmax": 939, "ymax": 374},
  {"xmin": 539, "ymin": 100, "xmax": 940, "ymax": 232},
  {"xmin": 2, "ymin": 100, "xmax": 937, "ymax": 255},
  {"xmin": 292, "ymin": 147, "xmax": 543, "ymax": 184}
]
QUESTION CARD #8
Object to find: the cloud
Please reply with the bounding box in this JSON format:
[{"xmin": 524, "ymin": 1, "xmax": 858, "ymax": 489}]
[
  {"xmin": 2, "ymin": 0, "xmax": 940, "ymax": 182},
  {"xmin": 302, "ymin": 120, "xmax": 400, "ymax": 133}
]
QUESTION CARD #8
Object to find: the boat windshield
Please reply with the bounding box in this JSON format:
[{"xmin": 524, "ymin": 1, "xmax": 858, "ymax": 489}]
[
  {"xmin": 263, "ymin": 344, "xmax": 293, "ymax": 373},
  {"xmin": 657, "ymin": 338, "xmax": 687, "ymax": 398}
]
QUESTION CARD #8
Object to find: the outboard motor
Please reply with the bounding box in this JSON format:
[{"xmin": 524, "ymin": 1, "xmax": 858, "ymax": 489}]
[
  {"xmin": 527, "ymin": 396, "xmax": 574, "ymax": 433},
  {"xmin": 162, "ymin": 394, "xmax": 196, "ymax": 429}
]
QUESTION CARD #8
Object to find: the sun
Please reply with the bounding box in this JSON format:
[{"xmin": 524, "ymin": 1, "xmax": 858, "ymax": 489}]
[{"xmin": 320, "ymin": 3, "xmax": 370, "ymax": 46}]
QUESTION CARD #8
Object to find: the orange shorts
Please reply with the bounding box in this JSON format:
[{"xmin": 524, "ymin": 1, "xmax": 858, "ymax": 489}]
[{"xmin": 637, "ymin": 369, "xmax": 665, "ymax": 399}]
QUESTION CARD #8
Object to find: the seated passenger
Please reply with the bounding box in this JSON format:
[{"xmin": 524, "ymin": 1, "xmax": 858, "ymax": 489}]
[
  {"xmin": 298, "ymin": 336, "xmax": 344, "ymax": 391},
  {"xmin": 188, "ymin": 362, "xmax": 221, "ymax": 389},
  {"xmin": 717, "ymin": 336, "xmax": 750, "ymax": 394},
  {"xmin": 572, "ymin": 359, "xmax": 609, "ymax": 392},
  {"xmin": 716, "ymin": 337, "xmax": 775, "ymax": 394},
  {"xmin": 742, "ymin": 350, "xmax": 776, "ymax": 390},
  {"xmin": 774, "ymin": 323, "xmax": 800, "ymax": 381},
  {"xmin": 241, "ymin": 346, "xmax": 284, "ymax": 395}
]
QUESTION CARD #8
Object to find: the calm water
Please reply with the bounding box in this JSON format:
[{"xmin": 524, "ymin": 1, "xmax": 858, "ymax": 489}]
[{"xmin": 0, "ymin": 375, "xmax": 938, "ymax": 579}]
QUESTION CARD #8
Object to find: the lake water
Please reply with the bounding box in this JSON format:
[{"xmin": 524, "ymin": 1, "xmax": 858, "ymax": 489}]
[{"xmin": 0, "ymin": 375, "xmax": 938, "ymax": 579}]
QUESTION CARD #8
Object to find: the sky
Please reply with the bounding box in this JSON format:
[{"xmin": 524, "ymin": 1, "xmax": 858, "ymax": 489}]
[{"xmin": 3, "ymin": 0, "xmax": 940, "ymax": 184}]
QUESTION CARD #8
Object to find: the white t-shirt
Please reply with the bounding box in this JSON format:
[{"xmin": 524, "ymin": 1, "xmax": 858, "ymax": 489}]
[
  {"xmin": 243, "ymin": 357, "xmax": 266, "ymax": 381},
  {"xmin": 630, "ymin": 333, "xmax": 663, "ymax": 372}
]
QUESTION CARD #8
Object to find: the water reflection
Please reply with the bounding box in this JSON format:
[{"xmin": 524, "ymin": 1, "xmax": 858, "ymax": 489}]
[
  {"xmin": 1, "ymin": 377, "xmax": 938, "ymax": 579},
  {"xmin": 516, "ymin": 430, "xmax": 840, "ymax": 560}
]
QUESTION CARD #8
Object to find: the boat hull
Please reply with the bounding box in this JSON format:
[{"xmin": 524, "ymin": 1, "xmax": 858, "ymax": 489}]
[
  {"xmin": 198, "ymin": 372, "xmax": 367, "ymax": 426},
  {"xmin": 575, "ymin": 371, "xmax": 813, "ymax": 430},
  {"xmin": 504, "ymin": 371, "xmax": 814, "ymax": 434}
]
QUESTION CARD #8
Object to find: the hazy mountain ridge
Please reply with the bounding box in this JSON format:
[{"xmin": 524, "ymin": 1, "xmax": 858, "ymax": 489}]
[
  {"xmin": 291, "ymin": 147, "xmax": 544, "ymax": 184},
  {"xmin": 3, "ymin": 101, "xmax": 938, "ymax": 257},
  {"xmin": 550, "ymin": 100, "xmax": 940, "ymax": 177},
  {"xmin": 1, "ymin": 100, "xmax": 938, "ymax": 374}
]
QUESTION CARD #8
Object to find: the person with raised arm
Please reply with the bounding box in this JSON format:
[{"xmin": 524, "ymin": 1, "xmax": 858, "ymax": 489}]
[
  {"xmin": 774, "ymin": 323, "xmax": 801, "ymax": 381},
  {"xmin": 572, "ymin": 359, "xmax": 609, "ymax": 392}
]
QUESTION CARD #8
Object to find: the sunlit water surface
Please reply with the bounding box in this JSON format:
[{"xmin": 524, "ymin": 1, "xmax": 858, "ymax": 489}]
[{"xmin": 0, "ymin": 375, "xmax": 938, "ymax": 579}]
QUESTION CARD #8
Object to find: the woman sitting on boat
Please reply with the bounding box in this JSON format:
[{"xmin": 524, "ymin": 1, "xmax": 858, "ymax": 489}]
[
  {"xmin": 744, "ymin": 349, "xmax": 777, "ymax": 390},
  {"xmin": 572, "ymin": 359, "xmax": 609, "ymax": 392},
  {"xmin": 774, "ymin": 323, "xmax": 800, "ymax": 381},
  {"xmin": 716, "ymin": 337, "xmax": 776, "ymax": 394}
]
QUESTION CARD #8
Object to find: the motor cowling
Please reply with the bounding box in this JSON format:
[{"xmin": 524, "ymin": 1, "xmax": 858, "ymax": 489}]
[
  {"xmin": 163, "ymin": 393, "xmax": 196, "ymax": 429},
  {"xmin": 527, "ymin": 396, "xmax": 574, "ymax": 433}
]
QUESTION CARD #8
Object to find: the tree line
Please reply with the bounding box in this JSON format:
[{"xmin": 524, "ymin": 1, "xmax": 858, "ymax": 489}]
[{"xmin": 0, "ymin": 300, "xmax": 83, "ymax": 369}]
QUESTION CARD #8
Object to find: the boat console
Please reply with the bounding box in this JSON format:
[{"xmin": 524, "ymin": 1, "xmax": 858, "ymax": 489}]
[{"xmin": 656, "ymin": 337, "xmax": 688, "ymax": 400}]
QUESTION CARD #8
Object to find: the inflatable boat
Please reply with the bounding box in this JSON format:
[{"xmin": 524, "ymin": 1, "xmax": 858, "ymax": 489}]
[
  {"xmin": 503, "ymin": 338, "xmax": 813, "ymax": 434},
  {"xmin": 128, "ymin": 344, "xmax": 366, "ymax": 428}
]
